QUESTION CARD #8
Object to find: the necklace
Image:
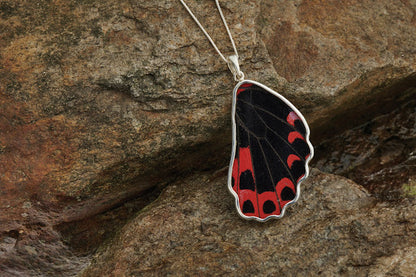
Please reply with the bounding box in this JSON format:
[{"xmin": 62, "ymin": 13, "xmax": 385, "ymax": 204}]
[{"xmin": 180, "ymin": 0, "xmax": 314, "ymax": 222}]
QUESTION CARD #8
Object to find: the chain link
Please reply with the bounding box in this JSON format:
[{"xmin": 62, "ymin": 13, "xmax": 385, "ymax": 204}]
[{"xmin": 179, "ymin": 0, "xmax": 245, "ymax": 81}]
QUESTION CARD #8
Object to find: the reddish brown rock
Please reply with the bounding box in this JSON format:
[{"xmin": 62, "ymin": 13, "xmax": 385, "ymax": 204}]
[
  {"xmin": 0, "ymin": 0, "xmax": 415, "ymax": 275},
  {"xmin": 264, "ymin": 20, "xmax": 319, "ymax": 82},
  {"xmin": 260, "ymin": 0, "xmax": 416, "ymax": 133}
]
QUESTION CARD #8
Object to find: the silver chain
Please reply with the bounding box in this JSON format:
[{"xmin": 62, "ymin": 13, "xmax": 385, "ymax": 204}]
[{"xmin": 179, "ymin": 0, "xmax": 245, "ymax": 82}]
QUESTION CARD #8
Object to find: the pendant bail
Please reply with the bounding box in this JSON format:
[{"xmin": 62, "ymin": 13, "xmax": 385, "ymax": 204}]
[{"xmin": 227, "ymin": 55, "xmax": 244, "ymax": 82}]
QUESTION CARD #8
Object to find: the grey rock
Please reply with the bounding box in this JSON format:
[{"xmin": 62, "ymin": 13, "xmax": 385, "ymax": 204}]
[{"xmin": 81, "ymin": 169, "xmax": 416, "ymax": 276}]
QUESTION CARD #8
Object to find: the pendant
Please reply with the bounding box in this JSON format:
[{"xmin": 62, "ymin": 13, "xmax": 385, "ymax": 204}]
[{"xmin": 228, "ymin": 80, "xmax": 314, "ymax": 221}]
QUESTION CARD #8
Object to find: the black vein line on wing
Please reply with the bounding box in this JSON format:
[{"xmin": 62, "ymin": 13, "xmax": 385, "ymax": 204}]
[
  {"xmin": 247, "ymin": 86, "xmax": 300, "ymax": 121},
  {"xmin": 235, "ymin": 114, "xmax": 297, "ymax": 187},
  {"xmin": 247, "ymin": 130, "xmax": 260, "ymax": 216},
  {"xmin": 237, "ymin": 98, "xmax": 300, "ymax": 131},
  {"xmin": 264, "ymin": 138, "xmax": 297, "ymax": 187},
  {"xmin": 257, "ymin": 137, "xmax": 282, "ymax": 212},
  {"xmin": 252, "ymin": 107, "xmax": 306, "ymax": 162},
  {"xmin": 235, "ymin": 106, "xmax": 306, "ymax": 162}
]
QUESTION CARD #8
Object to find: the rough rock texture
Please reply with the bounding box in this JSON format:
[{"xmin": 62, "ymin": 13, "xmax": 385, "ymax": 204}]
[
  {"xmin": 260, "ymin": 0, "xmax": 416, "ymax": 140},
  {"xmin": 1, "ymin": 0, "xmax": 416, "ymax": 276},
  {"xmin": 315, "ymin": 95, "xmax": 416, "ymax": 201},
  {"xmin": 81, "ymin": 169, "xmax": 416, "ymax": 276}
]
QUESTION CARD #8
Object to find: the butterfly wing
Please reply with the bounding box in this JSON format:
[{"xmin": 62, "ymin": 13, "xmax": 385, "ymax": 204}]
[{"xmin": 228, "ymin": 80, "xmax": 313, "ymax": 221}]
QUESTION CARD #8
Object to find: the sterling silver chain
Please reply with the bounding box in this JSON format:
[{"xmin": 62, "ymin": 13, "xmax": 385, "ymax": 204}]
[{"xmin": 179, "ymin": 0, "xmax": 245, "ymax": 81}]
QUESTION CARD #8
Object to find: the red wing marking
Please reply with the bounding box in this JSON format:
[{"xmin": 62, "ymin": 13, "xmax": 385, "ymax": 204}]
[
  {"xmin": 258, "ymin": 191, "xmax": 281, "ymax": 218},
  {"xmin": 239, "ymin": 147, "xmax": 254, "ymax": 173},
  {"xmin": 287, "ymin": 154, "xmax": 301, "ymax": 169},
  {"xmin": 276, "ymin": 178, "xmax": 296, "ymax": 207},
  {"xmin": 237, "ymin": 83, "xmax": 253, "ymax": 95},
  {"xmin": 239, "ymin": 189, "xmax": 259, "ymax": 217},
  {"xmin": 286, "ymin": 111, "xmax": 300, "ymax": 127},
  {"xmin": 240, "ymin": 83, "xmax": 253, "ymax": 88},
  {"xmin": 232, "ymin": 157, "xmax": 239, "ymax": 192},
  {"xmin": 237, "ymin": 147, "xmax": 259, "ymax": 217},
  {"xmin": 288, "ymin": 131, "xmax": 305, "ymax": 144}
]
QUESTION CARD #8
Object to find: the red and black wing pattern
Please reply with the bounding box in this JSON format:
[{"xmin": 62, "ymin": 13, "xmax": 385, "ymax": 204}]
[{"xmin": 228, "ymin": 80, "xmax": 313, "ymax": 221}]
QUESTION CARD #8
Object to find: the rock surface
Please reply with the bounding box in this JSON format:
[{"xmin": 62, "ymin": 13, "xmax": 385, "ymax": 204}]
[
  {"xmin": 315, "ymin": 92, "xmax": 416, "ymax": 201},
  {"xmin": 0, "ymin": 0, "xmax": 415, "ymax": 276},
  {"xmin": 259, "ymin": 0, "xmax": 416, "ymax": 141},
  {"xmin": 81, "ymin": 169, "xmax": 416, "ymax": 276}
]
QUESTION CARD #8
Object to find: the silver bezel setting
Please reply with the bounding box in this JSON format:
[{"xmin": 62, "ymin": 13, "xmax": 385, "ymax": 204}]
[{"xmin": 227, "ymin": 80, "xmax": 314, "ymax": 222}]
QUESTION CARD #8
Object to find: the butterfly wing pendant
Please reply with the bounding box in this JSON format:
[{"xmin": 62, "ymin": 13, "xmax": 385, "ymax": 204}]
[{"xmin": 228, "ymin": 80, "xmax": 314, "ymax": 221}]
